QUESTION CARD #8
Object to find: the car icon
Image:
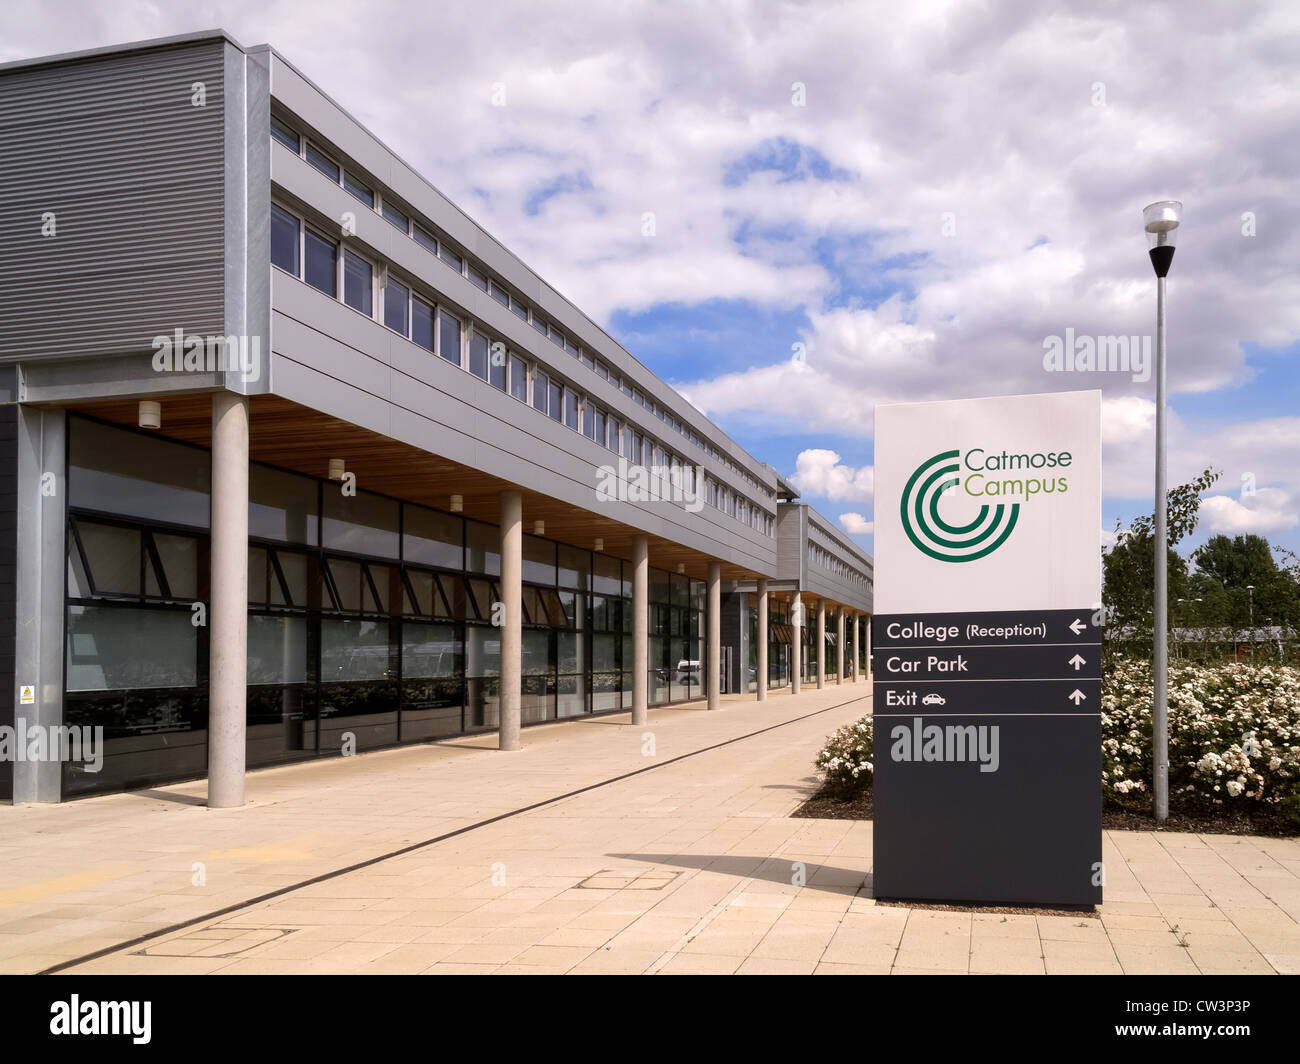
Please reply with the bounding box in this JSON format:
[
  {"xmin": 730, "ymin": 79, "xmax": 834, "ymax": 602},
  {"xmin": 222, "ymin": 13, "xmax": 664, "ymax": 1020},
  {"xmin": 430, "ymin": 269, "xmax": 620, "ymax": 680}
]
[{"xmin": 921, "ymin": 693, "xmax": 946, "ymax": 706}]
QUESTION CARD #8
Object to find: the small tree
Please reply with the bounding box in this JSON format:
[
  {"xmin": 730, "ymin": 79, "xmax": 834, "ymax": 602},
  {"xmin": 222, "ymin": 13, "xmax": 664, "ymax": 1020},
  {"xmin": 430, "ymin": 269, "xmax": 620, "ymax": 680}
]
[{"xmin": 1102, "ymin": 467, "xmax": 1219, "ymax": 655}]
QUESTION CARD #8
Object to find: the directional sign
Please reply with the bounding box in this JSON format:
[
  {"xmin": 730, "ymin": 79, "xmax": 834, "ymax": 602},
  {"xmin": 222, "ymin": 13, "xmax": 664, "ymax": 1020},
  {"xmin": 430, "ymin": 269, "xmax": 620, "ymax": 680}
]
[
  {"xmin": 878, "ymin": 644, "xmax": 1102, "ymax": 682},
  {"xmin": 875, "ymin": 678, "xmax": 1101, "ymax": 715},
  {"xmin": 873, "ymin": 391, "xmax": 1102, "ymax": 907},
  {"xmin": 874, "ymin": 609, "xmax": 1102, "ymax": 648}
]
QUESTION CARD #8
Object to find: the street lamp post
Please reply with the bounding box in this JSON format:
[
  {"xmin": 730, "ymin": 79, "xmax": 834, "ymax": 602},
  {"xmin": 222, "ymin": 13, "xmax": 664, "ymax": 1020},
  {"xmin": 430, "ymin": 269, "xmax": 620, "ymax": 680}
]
[
  {"xmin": 1247, "ymin": 584, "xmax": 1255, "ymax": 658},
  {"xmin": 1144, "ymin": 199, "xmax": 1181, "ymax": 822}
]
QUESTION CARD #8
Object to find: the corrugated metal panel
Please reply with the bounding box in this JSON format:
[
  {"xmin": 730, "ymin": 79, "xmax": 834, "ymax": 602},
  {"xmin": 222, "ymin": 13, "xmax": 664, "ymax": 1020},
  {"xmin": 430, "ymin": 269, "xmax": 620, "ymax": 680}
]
[{"xmin": 0, "ymin": 41, "xmax": 227, "ymax": 359}]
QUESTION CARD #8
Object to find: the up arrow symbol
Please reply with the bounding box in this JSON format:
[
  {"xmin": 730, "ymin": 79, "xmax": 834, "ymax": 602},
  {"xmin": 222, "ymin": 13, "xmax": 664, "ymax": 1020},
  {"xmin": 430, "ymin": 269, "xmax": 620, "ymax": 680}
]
[
  {"xmin": 1069, "ymin": 654, "xmax": 1086, "ymax": 670},
  {"xmin": 1069, "ymin": 618, "xmax": 1086, "ymax": 635},
  {"xmin": 1068, "ymin": 689, "xmax": 1087, "ymax": 705}
]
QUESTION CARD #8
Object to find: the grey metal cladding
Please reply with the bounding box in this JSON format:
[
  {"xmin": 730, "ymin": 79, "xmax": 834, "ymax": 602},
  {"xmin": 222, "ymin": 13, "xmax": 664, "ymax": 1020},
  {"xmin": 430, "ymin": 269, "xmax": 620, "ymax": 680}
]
[
  {"xmin": 270, "ymin": 274, "xmax": 776, "ymax": 573},
  {"xmin": 266, "ymin": 51, "xmax": 773, "ymax": 493},
  {"xmin": 0, "ymin": 41, "xmax": 227, "ymax": 360},
  {"xmin": 804, "ymin": 509, "xmax": 873, "ymax": 612}
]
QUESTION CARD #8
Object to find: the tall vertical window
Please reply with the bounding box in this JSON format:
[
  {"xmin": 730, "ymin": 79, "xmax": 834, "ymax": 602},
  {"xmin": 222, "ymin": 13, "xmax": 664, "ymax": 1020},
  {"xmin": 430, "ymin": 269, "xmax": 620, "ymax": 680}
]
[
  {"xmin": 343, "ymin": 251, "xmax": 373, "ymax": 315},
  {"xmin": 582, "ymin": 403, "xmax": 598, "ymax": 441},
  {"xmin": 468, "ymin": 331, "xmax": 489, "ymax": 381},
  {"xmin": 548, "ymin": 379, "xmax": 562, "ymax": 422},
  {"xmin": 384, "ymin": 279, "xmax": 409, "ymax": 335},
  {"xmin": 563, "ymin": 389, "xmax": 579, "ymax": 430},
  {"xmin": 271, "ymin": 205, "xmax": 300, "ymax": 274},
  {"xmin": 304, "ymin": 229, "xmax": 337, "ymax": 296},
  {"xmin": 533, "ymin": 370, "xmax": 550, "ymax": 414},
  {"xmin": 508, "ymin": 355, "xmax": 528, "ymax": 402},
  {"xmin": 489, "ymin": 342, "xmax": 507, "ymax": 391},
  {"xmin": 412, "ymin": 296, "xmax": 435, "ymax": 352},
  {"xmin": 437, "ymin": 310, "xmax": 461, "ymax": 365}
]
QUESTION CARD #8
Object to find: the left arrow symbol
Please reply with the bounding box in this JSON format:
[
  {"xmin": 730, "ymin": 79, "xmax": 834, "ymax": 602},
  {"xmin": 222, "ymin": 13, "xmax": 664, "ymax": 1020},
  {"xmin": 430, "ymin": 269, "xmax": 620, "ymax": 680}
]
[{"xmin": 1068, "ymin": 689, "xmax": 1086, "ymax": 705}]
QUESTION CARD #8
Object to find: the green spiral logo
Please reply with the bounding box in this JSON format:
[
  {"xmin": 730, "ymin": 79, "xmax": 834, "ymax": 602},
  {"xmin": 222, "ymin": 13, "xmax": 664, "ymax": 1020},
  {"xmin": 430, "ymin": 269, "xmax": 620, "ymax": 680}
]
[{"xmin": 901, "ymin": 450, "xmax": 1020, "ymax": 562}]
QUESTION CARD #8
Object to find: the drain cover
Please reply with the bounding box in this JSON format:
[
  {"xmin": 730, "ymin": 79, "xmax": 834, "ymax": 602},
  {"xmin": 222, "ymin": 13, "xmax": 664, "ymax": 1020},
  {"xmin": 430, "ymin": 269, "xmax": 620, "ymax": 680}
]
[
  {"xmin": 134, "ymin": 925, "xmax": 299, "ymax": 958},
  {"xmin": 578, "ymin": 869, "xmax": 681, "ymax": 890}
]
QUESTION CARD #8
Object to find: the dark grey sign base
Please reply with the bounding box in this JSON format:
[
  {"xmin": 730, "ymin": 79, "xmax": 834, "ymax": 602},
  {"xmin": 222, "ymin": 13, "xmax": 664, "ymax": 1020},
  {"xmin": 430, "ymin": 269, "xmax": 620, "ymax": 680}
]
[{"xmin": 872, "ymin": 712, "xmax": 1102, "ymax": 907}]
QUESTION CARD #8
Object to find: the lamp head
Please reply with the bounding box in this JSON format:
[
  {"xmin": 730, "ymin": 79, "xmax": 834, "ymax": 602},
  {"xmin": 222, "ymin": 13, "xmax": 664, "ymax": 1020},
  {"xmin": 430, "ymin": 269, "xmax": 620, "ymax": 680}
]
[{"xmin": 1143, "ymin": 200, "xmax": 1181, "ymax": 277}]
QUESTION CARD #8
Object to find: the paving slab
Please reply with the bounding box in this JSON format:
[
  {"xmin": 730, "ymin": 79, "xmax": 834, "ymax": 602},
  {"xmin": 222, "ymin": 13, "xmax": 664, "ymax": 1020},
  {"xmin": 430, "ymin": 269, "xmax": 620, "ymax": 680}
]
[{"xmin": 0, "ymin": 681, "xmax": 1296, "ymax": 974}]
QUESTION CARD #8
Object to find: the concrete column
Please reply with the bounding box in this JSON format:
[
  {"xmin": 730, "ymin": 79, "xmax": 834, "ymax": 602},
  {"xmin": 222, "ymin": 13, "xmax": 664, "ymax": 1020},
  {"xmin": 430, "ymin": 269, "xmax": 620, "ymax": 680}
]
[
  {"xmin": 12, "ymin": 406, "xmax": 67, "ymax": 803},
  {"xmin": 816, "ymin": 599, "xmax": 826, "ymax": 689},
  {"xmin": 707, "ymin": 561, "xmax": 721, "ymax": 710},
  {"xmin": 498, "ymin": 491, "xmax": 522, "ymax": 751},
  {"xmin": 853, "ymin": 612, "xmax": 861, "ymax": 683},
  {"xmin": 791, "ymin": 592, "xmax": 802, "ymax": 695},
  {"xmin": 866, "ymin": 612, "xmax": 873, "ymax": 679},
  {"xmin": 208, "ymin": 392, "xmax": 249, "ymax": 809},
  {"xmin": 632, "ymin": 535, "xmax": 648, "ymax": 724},
  {"xmin": 836, "ymin": 607, "xmax": 845, "ymax": 686},
  {"xmin": 756, "ymin": 578, "xmax": 768, "ymax": 702}
]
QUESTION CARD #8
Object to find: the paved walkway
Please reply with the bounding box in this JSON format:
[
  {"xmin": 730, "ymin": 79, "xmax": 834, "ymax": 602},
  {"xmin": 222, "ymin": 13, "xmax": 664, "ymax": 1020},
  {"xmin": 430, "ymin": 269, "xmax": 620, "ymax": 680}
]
[{"xmin": 1, "ymin": 682, "xmax": 1297, "ymax": 974}]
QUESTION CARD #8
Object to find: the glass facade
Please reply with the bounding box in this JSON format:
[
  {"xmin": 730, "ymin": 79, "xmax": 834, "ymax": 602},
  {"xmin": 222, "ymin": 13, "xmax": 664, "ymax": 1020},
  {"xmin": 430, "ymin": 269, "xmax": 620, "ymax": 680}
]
[{"xmin": 62, "ymin": 416, "xmax": 708, "ymax": 798}]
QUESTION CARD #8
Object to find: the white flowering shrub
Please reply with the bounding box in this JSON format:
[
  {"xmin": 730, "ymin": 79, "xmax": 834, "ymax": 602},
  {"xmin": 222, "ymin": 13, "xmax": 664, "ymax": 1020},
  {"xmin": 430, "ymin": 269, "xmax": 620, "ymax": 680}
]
[
  {"xmin": 814, "ymin": 717, "xmax": 874, "ymax": 795},
  {"xmin": 1102, "ymin": 658, "xmax": 1300, "ymax": 822}
]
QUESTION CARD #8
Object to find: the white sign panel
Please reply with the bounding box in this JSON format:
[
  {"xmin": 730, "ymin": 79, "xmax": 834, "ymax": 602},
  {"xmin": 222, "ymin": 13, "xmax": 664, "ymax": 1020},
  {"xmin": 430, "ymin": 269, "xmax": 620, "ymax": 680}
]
[{"xmin": 874, "ymin": 390, "xmax": 1102, "ymax": 613}]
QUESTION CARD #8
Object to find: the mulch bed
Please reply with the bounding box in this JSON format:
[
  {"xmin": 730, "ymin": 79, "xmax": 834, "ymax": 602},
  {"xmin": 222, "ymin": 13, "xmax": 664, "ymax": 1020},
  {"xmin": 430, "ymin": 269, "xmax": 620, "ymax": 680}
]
[
  {"xmin": 793, "ymin": 786, "xmax": 1298, "ymax": 837},
  {"xmin": 875, "ymin": 900, "xmax": 1099, "ymax": 918},
  {"xmin": 792, "ymin": 788, "xmax": 873, "ymax": 821}
]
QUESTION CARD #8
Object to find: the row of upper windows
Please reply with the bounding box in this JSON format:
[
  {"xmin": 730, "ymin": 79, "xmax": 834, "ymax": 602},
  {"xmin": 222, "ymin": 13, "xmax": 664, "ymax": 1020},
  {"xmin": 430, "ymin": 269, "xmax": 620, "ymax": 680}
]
[
  {"xmin": 269, "ymin": 200, "xmax": 775, "ymax": 537},
  {"xmin": 269, "ymin": 112, "xmax": 773, "ymax": 505},
  {"xmin": 809, "ymin": 541, "xmax": 870, "ymax": 585}
]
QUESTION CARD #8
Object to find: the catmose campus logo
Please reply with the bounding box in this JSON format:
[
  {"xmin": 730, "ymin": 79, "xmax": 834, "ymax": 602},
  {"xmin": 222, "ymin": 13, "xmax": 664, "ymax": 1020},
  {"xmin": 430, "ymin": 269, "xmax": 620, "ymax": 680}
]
[{"xmin": 901, "ymin": 446, "xmax": 1072, "ymax": 562}]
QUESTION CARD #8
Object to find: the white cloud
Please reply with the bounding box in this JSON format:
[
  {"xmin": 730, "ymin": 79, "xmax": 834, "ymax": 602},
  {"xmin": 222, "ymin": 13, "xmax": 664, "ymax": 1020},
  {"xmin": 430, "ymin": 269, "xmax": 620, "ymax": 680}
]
[
  {"xmin": 838, "ymin": 512, "xmax": 874, "ymax": 535},
  {"xmin": 789, "ymin": 449, "xmax": 874, "ymax": 503},
  {"xmin": 1200, "ymin": 488, "xmax": 1298, "ymax": 535}
]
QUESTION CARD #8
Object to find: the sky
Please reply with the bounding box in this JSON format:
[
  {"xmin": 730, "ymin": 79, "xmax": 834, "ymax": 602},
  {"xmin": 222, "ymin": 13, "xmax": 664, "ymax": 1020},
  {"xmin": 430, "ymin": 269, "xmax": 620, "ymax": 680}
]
[{"xmin": 4, "ymin": 0, "xmax": 1298, "ymax": 564}]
